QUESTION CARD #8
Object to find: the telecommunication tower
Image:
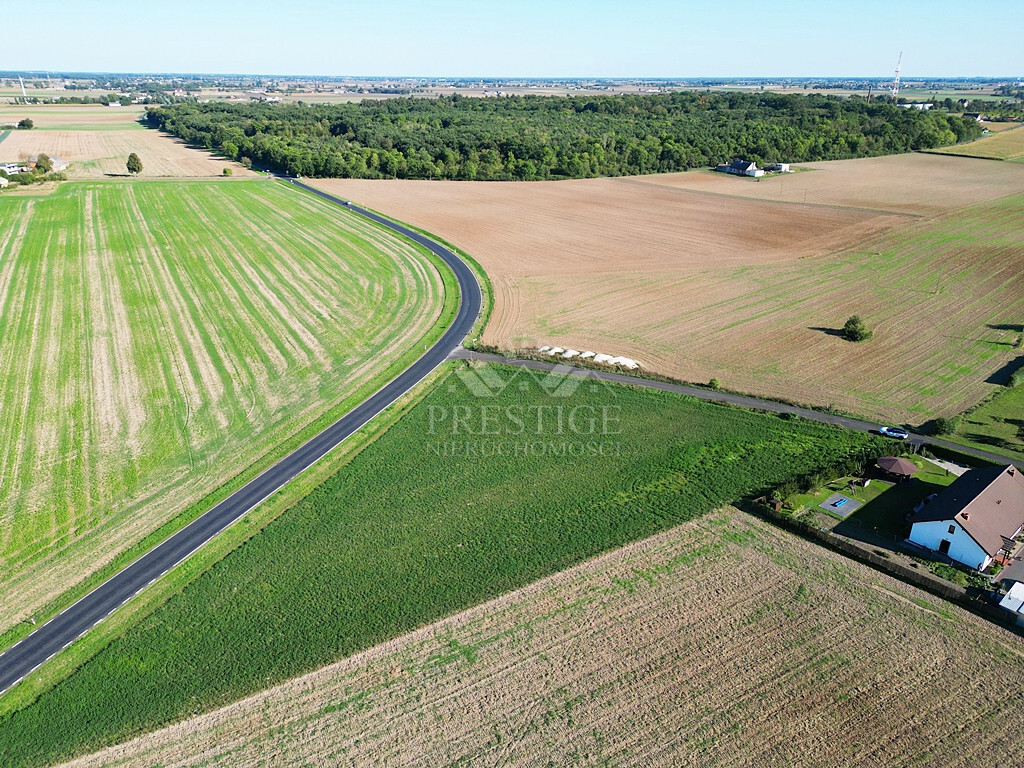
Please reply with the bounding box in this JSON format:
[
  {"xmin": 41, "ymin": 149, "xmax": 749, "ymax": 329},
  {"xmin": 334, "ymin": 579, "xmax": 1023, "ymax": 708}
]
[{"xmin": 890, "ymin": 52, "xmax": 902, "ymax": 98}]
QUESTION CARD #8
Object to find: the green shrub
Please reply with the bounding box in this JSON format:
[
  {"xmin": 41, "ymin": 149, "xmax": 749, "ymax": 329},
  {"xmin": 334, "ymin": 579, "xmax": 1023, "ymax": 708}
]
[
  {"xmin": 932, "ymin": 416, "xmax": 961, "ymax": 436},
  {"xmin": 842, "ymin": 315, "xmax": 873, "ymax": 342}
]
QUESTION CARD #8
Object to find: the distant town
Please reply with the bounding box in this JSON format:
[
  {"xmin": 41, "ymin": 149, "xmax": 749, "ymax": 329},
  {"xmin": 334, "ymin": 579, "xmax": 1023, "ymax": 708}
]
[{"xmin": 1, "ymin": 72, "xmax": 1021, "ymax": 108}]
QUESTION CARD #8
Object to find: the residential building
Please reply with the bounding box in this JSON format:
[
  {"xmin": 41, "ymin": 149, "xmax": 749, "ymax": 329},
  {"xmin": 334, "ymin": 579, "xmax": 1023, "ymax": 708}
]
[
  {"xmin": 714, "ymin": 159, "xmax": 765, "ymax": 177},
  {"xmin": 908, "ymin": 465, "xmax": 1024, "ymax": 571}
]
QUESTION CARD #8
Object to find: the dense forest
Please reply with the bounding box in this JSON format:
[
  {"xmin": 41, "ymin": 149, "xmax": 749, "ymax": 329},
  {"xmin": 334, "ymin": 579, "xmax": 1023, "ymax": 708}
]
[{"xmin": 147, "ymin": 92, "xmax": 984, "ymax": 179}]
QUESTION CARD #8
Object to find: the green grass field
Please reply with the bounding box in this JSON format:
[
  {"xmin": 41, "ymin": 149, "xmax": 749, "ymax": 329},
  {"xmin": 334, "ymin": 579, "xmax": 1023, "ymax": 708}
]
[
  {"xmin": 0, "ymin": 362, "xmax": 888, "ymax": 767},
  {"xmin": 0, "ymin": 179, "xmax": 447, "ymax": 640},
  {"xmin": 949, "ymin": 383, "xmax": 1024, "ymax": 463}
]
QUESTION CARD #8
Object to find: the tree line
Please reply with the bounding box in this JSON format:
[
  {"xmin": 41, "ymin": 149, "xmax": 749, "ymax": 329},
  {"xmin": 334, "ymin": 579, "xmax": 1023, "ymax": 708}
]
[{"xmin": 147, "ymin": 91, "xmax": 984, "ymax": 180}]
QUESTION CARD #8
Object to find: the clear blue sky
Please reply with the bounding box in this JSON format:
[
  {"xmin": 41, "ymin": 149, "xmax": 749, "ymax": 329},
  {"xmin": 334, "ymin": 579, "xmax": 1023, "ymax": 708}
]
[{"xmin": 8, "ymin": 0, "xmax": 1022, "ymax": 77}]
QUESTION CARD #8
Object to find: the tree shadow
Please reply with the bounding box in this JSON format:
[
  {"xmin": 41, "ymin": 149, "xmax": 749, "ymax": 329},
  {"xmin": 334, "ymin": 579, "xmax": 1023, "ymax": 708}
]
[
  {"xmin": 961, "ymin": 431, "xmax": 1018, "ymax": 451},
  {"xmin": 985, "ymin": 355, "xmax": 1024, "ymax": 385},
  {"xmin": 987, "ymin": 323, "xmax": 1024, "ymax": 333},
  {"xmin": 808, "ymin": 326, "xmax": 846, "ymax": 338}
]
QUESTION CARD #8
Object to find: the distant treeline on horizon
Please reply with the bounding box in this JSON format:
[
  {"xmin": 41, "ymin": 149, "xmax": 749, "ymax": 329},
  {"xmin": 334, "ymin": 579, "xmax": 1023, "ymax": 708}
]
[{"xmin": 148, "ymin": 91, "xmax": 985, "ymax": 180}]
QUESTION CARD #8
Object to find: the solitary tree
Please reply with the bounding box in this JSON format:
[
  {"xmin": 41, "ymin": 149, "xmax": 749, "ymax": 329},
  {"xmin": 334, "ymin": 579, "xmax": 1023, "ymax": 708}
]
[
  {"xmin": 126, "ymin": 153, "xmax": 143, "ymax": 176},
  {"xmin": 34, "ymin": 153, "xmax": 52, "ymax": 174},
  {"xmin": 842, "ymin": 315, "xmax": 873, "ymax": 342},
  {"xmin": 17, "ymin": 118, "xmax": 33, "ymax": 129}
]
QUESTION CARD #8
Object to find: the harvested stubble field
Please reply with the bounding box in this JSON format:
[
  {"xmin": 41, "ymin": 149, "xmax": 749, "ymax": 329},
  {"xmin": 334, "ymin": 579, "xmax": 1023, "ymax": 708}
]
[
  {"xmin": 980, "ymin": 121, "xmax": 1024, "ymax": 133},
  {"xmin": 0, "ymin": 105, "xmax": 254, "ymax": 177},
  {"xmin": 0, "ymin": 105, "xmax": 145, "ymax": 130},
  {"xmin": 0, "ymin": 363, "xmax": 886, "ymax": 767},
  {"xmin": 930, "ymin": 124, "xmax": 1024, "ymax": 161},
  {"xmin": 0, "ymin": 128, "xmax": 256, "ymax": 177},
  {"xmin": 0, "ymin": 179, "xmax": 445, "ymax": 638},
  {"xmin": 313, "ymin": 153, "xmax": 1024, "ymax": 422},
  {"xmin": 58, "ymin": 508, "xmax": 1024, "ymax": 768}
]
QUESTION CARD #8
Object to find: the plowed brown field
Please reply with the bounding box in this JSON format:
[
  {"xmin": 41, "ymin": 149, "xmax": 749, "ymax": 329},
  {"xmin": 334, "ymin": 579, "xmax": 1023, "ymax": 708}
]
[
  {"xmin": 312, "ymin": 154, "xmax": 1024, "ymax": 422},
  {"xmin": 626, "ymin": 152, "xmax": 1024, "ymax": 214},
  {"xmin": 60, "ymin": 509, "xmax": 1024, "ymax": 768}
]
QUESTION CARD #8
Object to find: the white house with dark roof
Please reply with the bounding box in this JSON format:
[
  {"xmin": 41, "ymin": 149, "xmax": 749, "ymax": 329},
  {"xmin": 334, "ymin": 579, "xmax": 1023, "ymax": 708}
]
[
  {"xmin": 908, "ymin": 465, "xmax": 1024, "ymax": 571},
  {"xmin": 714, "ymin": 159, "xmax": 765, "ymax": 177}
]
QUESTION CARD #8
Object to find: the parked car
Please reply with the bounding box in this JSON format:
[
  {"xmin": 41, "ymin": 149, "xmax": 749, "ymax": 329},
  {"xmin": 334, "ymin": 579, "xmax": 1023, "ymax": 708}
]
[{"xmin": 879, "ymin": 426, "xmax": 910, "ymax": 440}]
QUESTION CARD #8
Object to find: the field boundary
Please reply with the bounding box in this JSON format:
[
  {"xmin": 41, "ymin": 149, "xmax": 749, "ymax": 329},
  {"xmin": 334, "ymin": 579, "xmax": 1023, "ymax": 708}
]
[
  {"xmin": 347, "ymin": 201, "xmax": 495, "ymax": 346},
  {"xmin": 615, "ymin": 173, "xmax": 926, "ymax": 218},
  {"xmin": 917, "ymin": 149, "xmax": 1013, "ymax": 162}
]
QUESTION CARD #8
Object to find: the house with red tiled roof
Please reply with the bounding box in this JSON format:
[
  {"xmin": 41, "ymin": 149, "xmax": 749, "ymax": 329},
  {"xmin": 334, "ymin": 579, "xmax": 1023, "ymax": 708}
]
[{"xmin": 908, "ymin": 465, "xmax": 1024, "ymax": 571}]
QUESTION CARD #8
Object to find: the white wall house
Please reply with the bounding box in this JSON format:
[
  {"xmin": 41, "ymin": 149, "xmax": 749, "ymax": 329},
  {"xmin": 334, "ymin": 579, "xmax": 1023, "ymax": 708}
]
[
  {"xmin": 908, "ymin": 465, "xmax": 1024, "ymax": 572},
  {"xmin": 715, "ymin": 159, "xmax": 765, "ymax": 177},
  {"xmin": 909, "ymin": 517, "xmax": 992, "ymax": 571}
]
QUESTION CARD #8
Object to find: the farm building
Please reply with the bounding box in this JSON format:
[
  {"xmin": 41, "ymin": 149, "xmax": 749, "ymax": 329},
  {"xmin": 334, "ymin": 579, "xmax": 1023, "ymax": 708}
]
[
  {"xmin": 29, "ymin": 154, "xmax": 67, "ymax": 171},
  {"xmin": 0, "ymin": 176, "xmax": 8, "ymax": 188},
  {"xmin": 907, "ymin": 465, "xmax": 1024, "ymax": 571},
  {"xmin": 764, "ymin": 162, "xmax": 791, "ymax": 173},
  {"xmin": 715, "ymin": 159, "xmax": 765, "ymax": 177}
]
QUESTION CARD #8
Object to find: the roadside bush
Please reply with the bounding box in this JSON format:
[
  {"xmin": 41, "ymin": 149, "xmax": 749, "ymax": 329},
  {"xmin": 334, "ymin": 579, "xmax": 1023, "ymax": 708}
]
[
  {"xmin": 932, "ymin": 416, "xmax": 961, "ymax": 436},
  {"xmin": 222, "ymin": 167, "xmax": 233, "ymax": 176},
  {"xmin": 709, "ymin": 377, "xmax": 721, "ymax": 391},
  {"xmin": 17, "ymin": 117, "xmax": 33, "ymax": 129},
  {"xmin": 842, "ymin": 315, "xmax": 873, "ymax": 342}
]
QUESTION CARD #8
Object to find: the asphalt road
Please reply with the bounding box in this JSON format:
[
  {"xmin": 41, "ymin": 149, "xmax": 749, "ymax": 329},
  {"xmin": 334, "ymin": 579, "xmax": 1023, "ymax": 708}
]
[
  {"xmin": 0, "ymin": 181, "xmax": 482, "ymax": 696},
  {"xmin": 452, "ymin": 350, "xmax": 1022, "ymax": 469}
]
